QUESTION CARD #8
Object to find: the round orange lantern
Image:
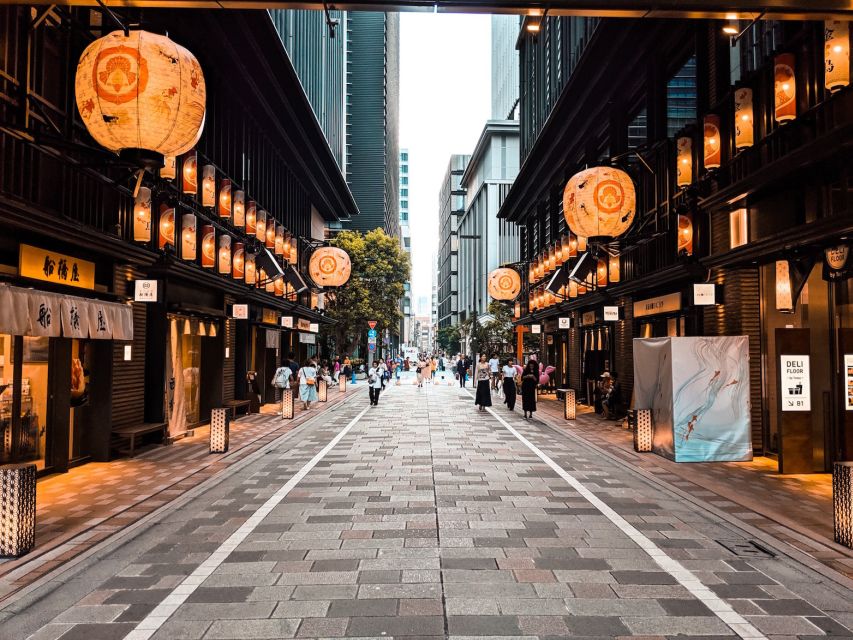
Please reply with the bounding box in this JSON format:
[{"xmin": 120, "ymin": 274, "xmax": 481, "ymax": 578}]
[
  {"xmin": 75, "ymin": 30, "xmax": 206, "ymax": 166},
  {"xmin": 487, "ymin": 268, "xmax": 522, "ymax": 301},
  {"xmin": 308, "ymin": 247, "xmax": 352, "ymax": 288},
  {"xmin": 563, "ymin": 167, "xmax": 636, "ymax": 240}
]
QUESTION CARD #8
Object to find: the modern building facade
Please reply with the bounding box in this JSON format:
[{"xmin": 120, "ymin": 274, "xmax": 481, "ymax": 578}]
[
  {"xmin": 399, "ymin": 150, "xmax": 413, "ymax": 345},
  {"xmin": 458, "ymin": 121, "xmax": 521, "ymax": 323},
  {"xmin": 491, "ymin": 14, "xmax": 520, "ymax": 120},
  {"xmin": 437, "ymin": 155, "xmax": 469, "ymax": 329},
  {"xmin": 344, "ymin": 12, "xmax": 401, "ymax": 238},
  {"xmin": 503, "ymin": 15, "xmax": 853, "ymax": 473},
  {"xmin": 0, "ymin": 7, "xmax": 356, "ymax": 474}
]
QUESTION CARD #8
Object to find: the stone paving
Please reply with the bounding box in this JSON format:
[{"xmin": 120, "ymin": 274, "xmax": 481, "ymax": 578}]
[{"xmin": 2, "ymin": 382, "xmax": 853, "ymax": 640}]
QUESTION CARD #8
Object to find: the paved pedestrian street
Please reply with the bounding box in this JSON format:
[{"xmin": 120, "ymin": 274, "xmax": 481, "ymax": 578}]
[{"xmin": 3, "ymin": 383, "xmax": 853, "ymax": 640}]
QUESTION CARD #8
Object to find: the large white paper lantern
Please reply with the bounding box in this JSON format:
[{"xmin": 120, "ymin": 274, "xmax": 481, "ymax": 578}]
[
  {"xmin": 75, "ymin": 30, "xmax": 206, "ymax": 165},
  {"xmin": 676, "ymin": 137, "xmax": 693, "ymax": 188},
  {"xmin": 133, "ymin": 186, "xmax": 152, "ymax": 242},
  {"xmin": 181, "ymin": 213, "xmax": 196, "ymax": 261},
  {"xmin": 774, "ymin": 53, "xmax": 797, "ymax": 123},
  {"xmin": 825, "ymin": 21, "xmax": 850, "ymax": 92},
  {"xmin": 308, "ymin": 247, "xmax": 352, "ymax": 287},
  {"xmin": 487, "ymin": 268, "xmax": 522, "ymax": 301},
  {"xmin": 563, "ymin": 167, "xmax": 636, "ymax": 240},
  {"xmin": 734, "ymin": 87, "xmax": 754, "ymax": 149}
]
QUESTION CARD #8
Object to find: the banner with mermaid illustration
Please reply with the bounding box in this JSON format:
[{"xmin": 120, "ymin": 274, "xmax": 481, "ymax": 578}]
[{"xmin": 633, "ymin": 336, "xmax": 752, "ymax": 462}]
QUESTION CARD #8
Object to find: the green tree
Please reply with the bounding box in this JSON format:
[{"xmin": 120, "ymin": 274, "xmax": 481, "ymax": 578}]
[
  {"xmin": 321, "ymin": 228, "xmax": 410, "ymax": 358},
  {"xmin": 480, "ymin": 301, "xmax": 515, "ymax": 355},
  {"xmin": 436, "ymin": 325, "xmax": 461, "ymax": 353}
]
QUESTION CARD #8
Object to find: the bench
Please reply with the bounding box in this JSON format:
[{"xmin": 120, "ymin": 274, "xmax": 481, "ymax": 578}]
[
  {"xmin": 112, "ymin": 422, "xmax": 167, "ymax": 458},
  {"xmin": 224, "ymin": 399, "xmax": 252, "ymax": 418}
]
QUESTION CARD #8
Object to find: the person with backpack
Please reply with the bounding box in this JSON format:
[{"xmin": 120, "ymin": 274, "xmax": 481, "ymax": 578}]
[
  {"xmin": 298, "ymin": 358, "xmax": 318, "ymax": 410},
  {"xmin": 367, "ymin": 359, "xmax": 384, "ymax": 406},
  {"xmin": 272, "ymin": 364, "xmax": 293, "ymax": 416}
]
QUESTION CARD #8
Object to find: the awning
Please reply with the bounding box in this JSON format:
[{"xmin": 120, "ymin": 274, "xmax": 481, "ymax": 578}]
[{"xmin": 0, "ymin": 285, "xmax": 133, "ymax": 341}]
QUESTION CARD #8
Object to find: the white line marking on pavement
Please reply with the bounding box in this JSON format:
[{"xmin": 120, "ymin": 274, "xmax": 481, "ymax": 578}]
[
  {"xmin": 124, "ymin": 402, "xmax": 373, "ymax": 640},
  {"xmin": 464, "ymin": 390, "xmax": 768, "ymax": 640}
]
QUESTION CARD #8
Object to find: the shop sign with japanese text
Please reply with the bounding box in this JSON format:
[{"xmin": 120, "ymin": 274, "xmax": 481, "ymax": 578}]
[{"xmin": 19, "ymin": 244, "xmax": 95, "ymax": 290}]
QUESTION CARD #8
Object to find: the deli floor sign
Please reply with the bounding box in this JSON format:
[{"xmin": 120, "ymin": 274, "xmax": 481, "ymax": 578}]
[{"xmin": 781, "ymin": 355, "xmax": 811, "ymax": 411}]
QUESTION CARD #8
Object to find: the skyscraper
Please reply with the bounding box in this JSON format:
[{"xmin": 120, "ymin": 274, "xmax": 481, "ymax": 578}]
[
  {"xmin": 491, "ymin": 14, "xmax": 520, "ymax": 120},
  {"xmin": 437, "ymin": 154, "xmax": 469, "ymax": 329},
  {"xmin": 400, "ymin": 149, "xmax": 413, "ymax": 345},
  {"xmin": 344, "ymin": 12, "xmax": 400, "ymax": 238}
]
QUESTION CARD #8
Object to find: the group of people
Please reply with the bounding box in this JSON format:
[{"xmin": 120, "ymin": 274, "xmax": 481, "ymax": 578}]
[
  {"xmin": 272, "ymin": 353, "xmax": 321, "ymax": 412},
  {"xmin": 470, "ymin": 354, "xmax": 540, "ymax": 420}
]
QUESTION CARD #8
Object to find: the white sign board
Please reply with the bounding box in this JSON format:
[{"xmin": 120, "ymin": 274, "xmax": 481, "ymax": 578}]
[
  {"xmin": 693, "ymin": 283, "xmax": 716, "ymax": 306},
  {"xmin": 530, "ymin": 324, "xmax": 541, "ymax": 334},
  {"xmin": 299, "ymin": 332, "xmax": 316, "ymax": 344},
  {"xmin": 309, "ymin": 322, "xmax": 319, "ymax": 333},
  {"xmin": 780, "ymin": 355, "xmax": 811, "ymax": 411},
  {"xmin": 603, "ymin": 306, "xmax": 619, "ymax": 321},
  {"xmin": 123, "ymin": 344, "xmax": 132, "ymax": 361},
  {"xmin": 232, "ymin": 304, "xmax": 248, "ymax": 319},
  {"xmin": 281, "ymin": 316, "xmax": 294, "ymax": 328},
  {"xmin": 846, "ymin": 354, "xmax": 853, "ymax": 411},
  {"xmin": 558, "ymin": 317, "xmax": 571, "ymax": 329},
  {"xmin": 134, "ymin": 279, "xmax": 158, "ymax": 302}
]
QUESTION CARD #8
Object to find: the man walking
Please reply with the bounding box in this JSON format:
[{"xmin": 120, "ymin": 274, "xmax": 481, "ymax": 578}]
[
  {"xmin": 368, "ymin": 360, "xmax": 384, "ymax": 406},
  {"xmin": 488, "ymin": 353, "xmax": 500, "ymax": 391},
  {"xmin": 456, "ymin": 355, "xmax": 467, "ymax": 388}
]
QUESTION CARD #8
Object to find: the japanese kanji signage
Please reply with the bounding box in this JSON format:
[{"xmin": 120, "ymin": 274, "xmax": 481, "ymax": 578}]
[{"xmin": 19, "ymin": 244, "xmax": 95, "ymax": 290}]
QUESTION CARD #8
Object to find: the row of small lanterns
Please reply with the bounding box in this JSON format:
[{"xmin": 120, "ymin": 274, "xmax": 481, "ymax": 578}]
[{"xmin": 676, "ymin": 22, "xmax": 850, "ymax": 188}]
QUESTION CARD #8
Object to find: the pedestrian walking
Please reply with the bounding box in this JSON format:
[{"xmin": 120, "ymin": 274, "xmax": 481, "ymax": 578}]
[
  {"xmin": 488, "ymin": 353, "xmax": 501, "ymax": 391},
  {"xmin": 368, "ymin": 360, "xmax": 383, "ymax": 406},
  {"xmin": 521, "ymin": 360, "xmax": 538, "ymax": 420},
  {"xmin": 272, "ymin": 364, "xmax": 292, "ymax": 416},
  {"xmin": 298, "ymin": 359, "xmax": 318, "ymax": 411},
  {"xmin": 502, "ymin": 358, "xmax": 518, "ymax": 411},
  {"xmin": 416, "ymin": 358, "xmax": 427, "ymax": 388},
  {"xmin": 474, "ymin": 354, "xmax": 492, "ymax": 411},
  {"xmin": 456, "ymin": 355, "xmax": 466, "ymax": 388},
  {"xmin": 333, "ymin": 357, "xmax": 341, "ymax": 382}
]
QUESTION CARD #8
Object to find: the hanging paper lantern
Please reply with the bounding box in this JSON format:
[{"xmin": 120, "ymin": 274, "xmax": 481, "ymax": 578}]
[
  {"xmin": 218, "ymin": 235, "xmax": 231, "ymax": 275},
  {"xmin": 132, "ymin": 186, "xmax": 152, "ymax": 242},
  {"xmin": 514, "ymin": 302, "xmax": 521, "ymax": 318},
  {"xmin": 202, "ymin": 165, "xmax": 215, "ymax": 207},
  {"xmin": 596, "ymin": 258, "xmax": 608, "ymax": 287},
  {"xmin": 555, "ymin": 238, "xmax": 564, "ymax": 264},
  {"xmin": 703, "ymin": 115, "xmax": 721, "ymax": 170},
  {"xmin": 578, "ymin": 236, "xmax": 588, "ymax": 252},
  {"xmin": 774, "ymin": 53, "xmax": 797, "ymax": 123},
  {"xmin": 201, "ymin": 225, "xmax": 215, "ymax": 268},
  {"xmin": 158, "ymin": 203, "xmax": 175, "ymax": 249},
  {"xmin": 75, "ymin": 30, "xmax": 205, "ymax": 164},
  {"xmin": 569, "ymin": 279, "xmax": 578, "ymax": 298},
  {"xmin": 528, "ymin": 262, "xmax": 535, "ymax": 283},
  {"xmin": 219, "ymin": 179, "xmax": 231, "ymax": 218},
  {"xmin": 275, "ymin": 277, "xmax": 284, "ymax": 297},
  {"xmin": 256, "ymin": 209, "xmax": 267, "ymax": 242},
  {"xmin": 232, "ymin": 242, "xmax": 244, "ymax": 279},
  {"xmin": 734, "ymin": 87, "xmax": 754, "ymax": 149},
  {"xmin": 181, "ymin": 213, "xmax": 196, "ymax": 260},
  {"xmin": 487, "ymin": 267, "xmax": 522, "ymax": 301},
  {"xmin": 563, "ymin": 167, "xmax": 636, "ymax": 240},
  {"xmin": 567, "ymin": 234, "xmax": 578, "ymax": 258},
  {"xmin": 233, "ymin": 190, "xmax": 245, "ymax": 228},
  {"xmin": 776, "ymin": 260, "xmax": 793, "ymax": 312},
  {"xmin": 548, "ymin": 245, "xmax": 556, "ymax": 271},
  {"xmin": 275, "ymin": 225, "xmax": 284, "ymax": 255},
  {"xmin": 264, "ymin": 270, "xmax": 275, "ymax": 293},
  {"xmin": 283, "ymin": 232, "xmax": 292, "ymax": 258},
  {"xmin": 676, "ymin": 136, "xmax": 693, "ymax": 188},
  {"xmin": 529, "ymin": 291, "xmax": 536, "ymax": 311},
  {"xmin": 244, "ymin": 253, "xmax": 256, "ymax": 285},
  {"xmin": 265, "ymin": 216, "xmax": 276, "ymax": 248},
  {"xmin": 678, "ymin": 213, "xmax": 694, "ymax": 255},
  {"xmin": 245, "ymin": 201, "xmax": 257, "ymax": 235},
  {"xmin": 161, "ymin": 156, "xmax": 176, "ymax": 180},
  {"xmin": 308, "ymin": 247, "xmax": 352, "ymax": 287},
  {"xmin": 290, "ymin": 242, "xmax": 298, "ymax": 265},
  {"xmin": 825, "ymin": 21, "xmax": 850, "ymax": 91},
  {"xmin": 608, "ymin": 255, "xmax": 620, "ymax": 283},
  {"xmin": 182, "ymin": 151, "xmax": 197, "ymax": 194}
]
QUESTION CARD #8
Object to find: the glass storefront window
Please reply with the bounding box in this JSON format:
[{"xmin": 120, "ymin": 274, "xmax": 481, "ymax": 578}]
[
  {"xmin": 0, "ymin": 335, "xmax": 49, "ymax": 469},
  {"xmin": 0, "ymin": 334, "xmax": 13, "ymax": 465},
  {"xmin": 182, "ymin": 324, "xmax": 201, "ymax": 427}
]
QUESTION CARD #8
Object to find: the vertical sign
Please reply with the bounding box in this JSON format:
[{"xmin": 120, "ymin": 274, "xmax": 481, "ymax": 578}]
[
  {"xmin": 780, "ymin": 355, "xmax": 811, "ymax": 411},
  {"xmin": 846, "ymin": 354, "xmax": 853, "ymax": 411}
]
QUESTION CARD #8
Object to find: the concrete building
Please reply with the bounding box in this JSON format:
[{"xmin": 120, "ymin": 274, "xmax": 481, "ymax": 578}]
[
  {"xmin": 491, "ymin": 14, "xmax": 520, "ymax": 120},
  {"xmin": 437, "ymin": 155, "xmax": 469, "ymax": 329},
  {"xmin": 458, "ymin": 120, "xmax": 521, "ymax": 324},
  {"xmin": 399, "ymin": 149, "xmax": 413, "ymax": 346}
]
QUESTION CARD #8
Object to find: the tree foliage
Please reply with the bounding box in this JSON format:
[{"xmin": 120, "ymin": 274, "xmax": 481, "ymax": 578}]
[
  {"xmin": 436, "ymin": 325, "xmax": 461, "ymax": 353},
  {"xmin": 321, "ymin": 229, "xmax": 411, "ymax": 356},
  {"xmin": 480, "ymin": 301, "xmax": 515, "ymax": 354}
]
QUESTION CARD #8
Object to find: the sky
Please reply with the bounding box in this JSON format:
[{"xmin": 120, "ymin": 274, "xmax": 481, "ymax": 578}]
[{"xmin": 399, "ymin": 12, "xmax": 491, "ymax": 317}]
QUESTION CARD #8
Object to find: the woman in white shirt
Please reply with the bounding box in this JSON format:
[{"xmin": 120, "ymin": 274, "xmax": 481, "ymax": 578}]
[
  {"xmin": 368, "ymin": 360, "xmax": 384, "ymax": 406},
  {"xmin": 298, "ymin": 360, "xmax": 318, "ymax": 410},
  {"xmin": 501, "ymin": 358, "xmax": 518, "ymax": 411}
]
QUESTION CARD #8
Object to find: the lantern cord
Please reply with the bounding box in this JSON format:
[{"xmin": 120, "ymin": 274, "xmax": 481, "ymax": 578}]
[{"xmin": 94, "ymin": 0, "xmax": 129, "ymax": 37}]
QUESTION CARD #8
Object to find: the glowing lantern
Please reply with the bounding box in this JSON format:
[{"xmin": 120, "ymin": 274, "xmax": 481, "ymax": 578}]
[
  {"xmin": 774, "ymin": 53, "xmax": 797, "ymax": 123},
  {"xmin": 256, "ymin": 210, "xmax": 267, "ymax": 242},
  {"xmin": 529, "ymin": 291, "xmax": 536, "ymax": 311},
  {"xmin": 308, "ymin": 247, "xmax": 352, "ymax": 287},
  {"xmin": 244, "ymin": 254, "xmax": 256, "ymax": 285},
  {"xmin": 776, "ymin": 260, "xmax": 793, "ymax": 312},
  {"xmin": 487, "ymin": 268, "xmax": 522, "ymax": 301},
  {"xmin": 555, "ymin": 238, "xmax": 564, "ymax": 264},
  {"xmin": 133, "ymin": 186, "xmax": 152, "ymax": 242},
  {"xmin": 578, "ymin": 236, "xmax": 588, "ymax": 252},
  {"xmin": 75, "ymin": 30, "xmax": 205, "ymax": 164},
  {"xmin": 567, "ymin": 234, "xmax": 578, "ymax": 258},
  {"xmin": 275, "ymin": 225, "xmax": 284, "ymax": 255},
  {"xmin": 528, "ymin": 262, "xmax": 535, "ymax": 283},
  {"xmin": 202, "ymin": 165, "xmax": 215, "ymax": 207},
  {"xmin": 158, "ymin": 203, "xmax": 174, "ymax": 249},
  {"xmin": 548, "ymin": 245, "xmax": 556, "ymax": 271},
  {"xmin": 283, "ymin": 232, "xmax": 292, "ymax": 258},
  {"xmin": 233, "ymin": 190, "xmax": 245, "ymax": 228},
  {"xmin": 703, "ymin": 115, "xmax": 721, "ymax": 170},
  {"xmin": 219, "ymin": 179, "xmax": 231, "ymax": 218},
  {"xmin": 275, "ymin": 277, "xmax": 284, "ymax": 297},
  {"xmin": 245, "ymin": 201, "xmax": 257, "ymax": 235},
  {"xmin": 182, "ymin": 151, "xmax": 197, "ymax": 194},
  {"xmin": 265, "ymin": 217, "xmax": 276, "ymax": 249},
  {"xmin": 218, "ymin": 235, "xmax": 231, "ymax": 275},
  {"xmin": 181, "ymin": 213, "xmax": 196, "ymax": 260},
  {"xmin": 825, "ymin": 21, "xmax": 850, "ymax": 91},
  {"xmin": 290, "ymin": 242, "xmax": 298, "ymax": 265},
  {"xmin": 734, "ymin": 87, "xmax": 754, "ymax": 149},
  {"xmin": 264, "ymin": 270, "xmax": 275, "ymax": 293},
  {"xmin": 676, "ymin": 136, "xmax": 693, "ymax": 188},
  {"xmin": 678, "ymin": 213, "xmax": 694, "ymax": 256},
  {"xmin": 514, "ymin": 302, "xmax": 521, "ymax": 319},
  {"xmin": 161, "ymin": 156, "xmax": 176, "ymax": 180},
  {"xmin": 596, "ymin": 259, "xmax": 608, "ymax": 287},
  {"xmin": 569, "ymin": 279, "xmax": 578, "ymax": 298},
  {"xmin": 201, "ymin": 225, "xmax": 215, "ymax": 268},
  {"xmin": 563, "ymin": 167, "xmax": 636, "ymax": 240},
  {"xmin": 608, "ymin": 255, "xmax": 620, "ymax": 283},
  {"xmin": 232, "ymin": 242, "xmax": 244, "ymax": 279}
]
